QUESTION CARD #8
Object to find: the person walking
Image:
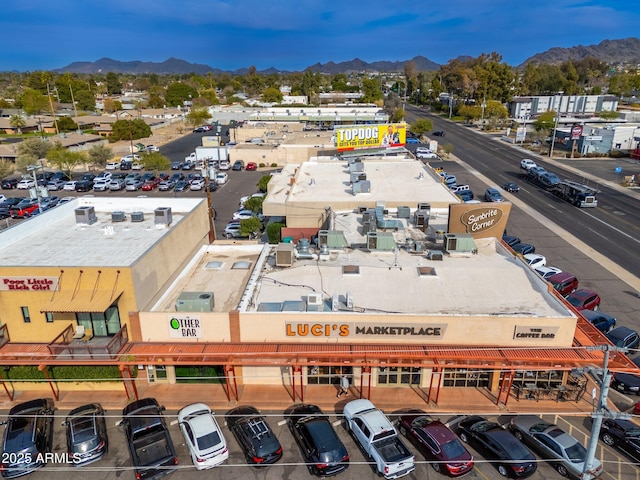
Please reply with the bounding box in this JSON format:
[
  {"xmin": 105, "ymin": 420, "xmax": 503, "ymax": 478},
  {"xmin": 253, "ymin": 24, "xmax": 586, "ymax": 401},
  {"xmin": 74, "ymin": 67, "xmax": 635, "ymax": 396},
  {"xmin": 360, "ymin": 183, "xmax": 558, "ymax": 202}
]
[{"xmin": 337, "ymin": 373, "xmax": 349, "ymax": 398}]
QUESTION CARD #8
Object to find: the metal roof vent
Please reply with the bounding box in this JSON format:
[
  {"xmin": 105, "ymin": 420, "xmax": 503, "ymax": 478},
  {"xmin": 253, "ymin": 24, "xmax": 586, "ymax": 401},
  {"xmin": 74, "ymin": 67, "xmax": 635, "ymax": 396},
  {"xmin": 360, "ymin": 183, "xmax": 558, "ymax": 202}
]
[
  {"xmin": 131, "ymin": 211, "xmax": 144, "ymax": 222},
  {"xmin": 111, "ymin": 211, "xmax": 126, "ymax": 222},
  {"xmin": 204, "ymin": 261, "xmax": 224, "ymax": 270},
  {"xmin": 232, "ymin": 261, "xmax": 251, "ymax": 270}
]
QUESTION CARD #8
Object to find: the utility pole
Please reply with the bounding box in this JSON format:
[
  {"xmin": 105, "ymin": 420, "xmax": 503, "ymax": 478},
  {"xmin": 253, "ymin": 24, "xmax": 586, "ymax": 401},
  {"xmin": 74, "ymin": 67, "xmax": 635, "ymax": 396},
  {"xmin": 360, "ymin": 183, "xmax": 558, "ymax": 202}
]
[{"xmin": 578, "ymin": 345, "xmax": 629, "ymax": 480}]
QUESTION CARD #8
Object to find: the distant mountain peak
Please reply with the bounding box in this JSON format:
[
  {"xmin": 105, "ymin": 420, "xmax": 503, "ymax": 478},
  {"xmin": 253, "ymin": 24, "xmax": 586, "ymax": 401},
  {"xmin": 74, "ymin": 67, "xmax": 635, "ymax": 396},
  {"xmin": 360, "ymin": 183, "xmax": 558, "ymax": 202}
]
[{"xmin": 522, "ymin": 37, "xmax": 640, "ymax": 66}]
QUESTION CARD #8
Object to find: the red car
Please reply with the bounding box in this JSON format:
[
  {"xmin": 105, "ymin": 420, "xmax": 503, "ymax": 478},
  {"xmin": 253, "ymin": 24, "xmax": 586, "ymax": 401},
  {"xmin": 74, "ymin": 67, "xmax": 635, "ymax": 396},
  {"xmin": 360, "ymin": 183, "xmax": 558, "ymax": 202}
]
[
  {"xmin": 141, "ymin": 180, "xmax": 157, "ymax": 191},
  {"xmin": 398, "ymin": 410, "xmax": 474, "ymax": 476},
  {"xmin": 565, "ymin": 288, "xmax": 601, "ymax": 311},
  {"xmin": 246, "ymin": 162, "xmax": 257, "ymax": 171},
  {"xmin": 10, "ymin": 199, "xmax": 40, "ymax": 218}
]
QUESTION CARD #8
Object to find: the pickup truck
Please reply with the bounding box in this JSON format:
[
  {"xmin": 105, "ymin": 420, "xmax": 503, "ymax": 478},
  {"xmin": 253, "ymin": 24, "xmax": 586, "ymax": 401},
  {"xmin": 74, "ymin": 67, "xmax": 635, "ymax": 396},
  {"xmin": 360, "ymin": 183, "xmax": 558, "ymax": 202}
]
[
  {"xmin": 343, "ymin": 399, "xmax": 415, "ymax": 479},
  {"xmin": 120, "ymin": 398, "xmax": 178, "ymax": 480}
]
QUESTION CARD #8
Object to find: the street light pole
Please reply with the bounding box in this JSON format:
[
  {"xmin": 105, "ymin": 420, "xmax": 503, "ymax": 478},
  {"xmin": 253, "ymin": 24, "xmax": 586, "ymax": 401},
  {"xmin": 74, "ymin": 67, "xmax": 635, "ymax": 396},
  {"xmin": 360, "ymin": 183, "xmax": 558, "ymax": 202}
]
[{"xmin": 549, "ymin": 110, "xmax": 561, "ymax": 158}]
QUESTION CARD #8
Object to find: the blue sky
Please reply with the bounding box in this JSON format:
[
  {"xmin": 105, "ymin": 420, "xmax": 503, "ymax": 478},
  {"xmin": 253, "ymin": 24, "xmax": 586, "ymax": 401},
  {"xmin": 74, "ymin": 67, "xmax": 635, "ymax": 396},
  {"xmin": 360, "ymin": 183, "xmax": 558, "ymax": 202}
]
[{"xmin": 1, "ymin": 0, "xmax": 638, "ymax": 72}]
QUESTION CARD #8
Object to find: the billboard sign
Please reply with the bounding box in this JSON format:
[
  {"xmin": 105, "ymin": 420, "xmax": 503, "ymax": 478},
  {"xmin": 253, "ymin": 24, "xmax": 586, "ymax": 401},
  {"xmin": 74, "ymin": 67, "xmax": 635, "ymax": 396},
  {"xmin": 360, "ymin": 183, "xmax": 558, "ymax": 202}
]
[
  {"xmin": 571, "ymin": 124, "xmax": 583, "ymax": 140},
  {"xmin": 334, "ymin": 123, "xmax": 406, "ymax": 151}
]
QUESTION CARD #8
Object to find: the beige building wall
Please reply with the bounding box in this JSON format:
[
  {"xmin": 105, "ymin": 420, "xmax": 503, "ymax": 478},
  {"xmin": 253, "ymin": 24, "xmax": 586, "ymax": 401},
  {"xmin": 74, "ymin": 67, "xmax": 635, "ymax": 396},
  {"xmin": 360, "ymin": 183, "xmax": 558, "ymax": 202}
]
[{"xmin": 130, "ymin": 201, "xmax": 210, "ymax": 310}]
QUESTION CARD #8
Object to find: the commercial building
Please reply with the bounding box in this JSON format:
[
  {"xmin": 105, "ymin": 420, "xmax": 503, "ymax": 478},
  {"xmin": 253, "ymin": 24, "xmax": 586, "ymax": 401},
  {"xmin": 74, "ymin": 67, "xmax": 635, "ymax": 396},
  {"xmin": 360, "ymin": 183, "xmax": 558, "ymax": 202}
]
[{"xmin": 0, "ymin": 151, "xmax": 634, "ymax": 407}]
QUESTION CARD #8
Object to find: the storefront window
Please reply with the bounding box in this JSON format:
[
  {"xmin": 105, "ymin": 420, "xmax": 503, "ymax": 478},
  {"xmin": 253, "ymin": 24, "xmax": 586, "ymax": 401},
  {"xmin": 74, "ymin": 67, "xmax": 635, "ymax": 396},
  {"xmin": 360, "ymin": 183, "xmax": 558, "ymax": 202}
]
[
  {"xmin": 75, "ymin": 306, "xmax": 121, "ymax": 337},
  {"xmin": 443, "ymin": 368, "xmax": 490, "ymax": 388},
  {"xmin": 512, "ymin": 370, "xmax": 563, "ymax": 389},
  {"xmin": 377, "ymin": 367, "xmax": 420, "ymax": 386},
  {"xmin": 307, "ymin": 366, "xmax": 352, "ymax": 385},
  {"xmin": 21, "ymin": 307, "xmax": 30, "ymax": 323}
]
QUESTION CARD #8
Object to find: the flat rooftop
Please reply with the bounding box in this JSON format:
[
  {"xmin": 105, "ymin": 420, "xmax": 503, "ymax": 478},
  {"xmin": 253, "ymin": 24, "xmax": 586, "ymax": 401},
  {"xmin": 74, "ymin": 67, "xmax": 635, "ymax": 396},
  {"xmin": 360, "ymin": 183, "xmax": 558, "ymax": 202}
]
[
  {"xmin": 0, "ymin": 197, "xmax": 204, "ymax": 267},
  {"xmin": 163, "ymin": 214, "xmax": 569, "ymax": 318},
  {"xmin": 263, "ymin": 156, "xmax": 460, "ymax": 215}
]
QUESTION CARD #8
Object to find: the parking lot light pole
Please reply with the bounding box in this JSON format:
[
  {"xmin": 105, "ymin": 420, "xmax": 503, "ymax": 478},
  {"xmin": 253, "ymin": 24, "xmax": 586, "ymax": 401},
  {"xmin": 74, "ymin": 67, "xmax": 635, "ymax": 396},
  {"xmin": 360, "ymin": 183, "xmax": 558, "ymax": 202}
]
[{"xmin": 27, "ymin": 165, "xmax": 43, "ymax": 215}]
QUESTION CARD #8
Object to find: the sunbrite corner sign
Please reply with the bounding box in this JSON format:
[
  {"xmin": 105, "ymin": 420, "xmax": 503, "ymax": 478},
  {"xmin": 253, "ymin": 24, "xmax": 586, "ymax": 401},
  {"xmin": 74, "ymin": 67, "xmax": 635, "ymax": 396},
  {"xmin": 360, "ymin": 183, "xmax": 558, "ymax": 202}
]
[{"xmin": 168, "ymin": 315, "xmax": 202, "ymax": 338}]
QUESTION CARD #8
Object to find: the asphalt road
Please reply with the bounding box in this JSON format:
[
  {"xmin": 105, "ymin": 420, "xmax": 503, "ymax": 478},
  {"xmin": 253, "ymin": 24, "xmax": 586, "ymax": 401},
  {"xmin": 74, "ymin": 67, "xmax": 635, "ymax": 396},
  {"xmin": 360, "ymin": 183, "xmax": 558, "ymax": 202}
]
[
  {"xmin": 6, "ymin": 408, "xmax": 637, "ymax": 480},
  {"xmin": 404, "ymin": 104, "xmax": 640, "ymax": 339}
]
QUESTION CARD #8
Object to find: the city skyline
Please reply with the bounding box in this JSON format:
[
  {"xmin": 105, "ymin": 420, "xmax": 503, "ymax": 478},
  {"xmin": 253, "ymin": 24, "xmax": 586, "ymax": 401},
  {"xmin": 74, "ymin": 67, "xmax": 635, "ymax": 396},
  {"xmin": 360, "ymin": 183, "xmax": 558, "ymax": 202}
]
[{"xmin": 1, "ymin": 0, "xmax": 639, "ymax": 72}]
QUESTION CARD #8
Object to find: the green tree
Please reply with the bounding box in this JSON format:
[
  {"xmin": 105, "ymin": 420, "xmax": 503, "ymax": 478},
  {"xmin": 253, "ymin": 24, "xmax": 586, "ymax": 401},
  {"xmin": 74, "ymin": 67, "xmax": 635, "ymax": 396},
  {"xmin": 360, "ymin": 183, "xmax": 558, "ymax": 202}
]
[
  {"xmin": 148, "ymin": 94, "xmax": 165, "ymax": 108},
  {"xmin": 533, "ymin": 111, "xmax": 556, "ymax": 132},
  {"xmin": 87, "ymin": 144, "xmax": 113, "ymax": 169},
  {"xmin": 185, "ymin": 108, "xmax": 210, "ymax": 129},
  {"xmin": 9, "ymin": 115, "xmax": 26, "ymax": 133},
  {"xmin": 243, "ymin": 196, "xmax": 264, "ymax": 214},
  {"xmin": 105, "ymin": 72, "xmax": 122, "ymax": 95},
  {"xmin": 597, "ymin": 110, "xmax": 619, "ymax": 120},
  {"xmin": 0, "ymin": 160, "xmax": 15, "ymax": 179},
  {"xmin": 55, "ymin": 117, "xmax": 78, "ymax": 132},
  {"xmin": 390, "ymin": 107, "xmax": 405, "ymax": 122},
  {"xmin": 457, "ymin": 105, "xmax": 482, "ymax": 122},
  {"xmin": 47, "ymin": 143, "xmax": 87, "ymax": 178},
  {"xmin": 262, "ymin": 87, "xmax": 283, "ymax": 103},
  {"xmin": 441, "ymin": 143, "xmax": 454, "ymax": 158},
  {"xmin": 239, "ymin": 217, "xmax": 263, "ymax": 239},
  {"xmin": 139, "ymin": 152, "xmax": 171, "ymax": 173},
  {"xmin": 109, "ymin": 119, "xmax": 151, "ymax": 142},
  {"xmin": 410, "ymin": 118, "xmax": 433, "ymax": 136},
  {"xmin": 165, "ymin": 82, "xmax": 198, "ymax": 107},
  {"xmin": 18, "ymin": 88, "xmax": 48, "ymax": 115},
  {"xmin": 361, "ymin": 78, "xmax": 383, "ymax": 103},
  {"xmin": 74, "ymin": 88, "xmax": 96, "ymax": 110},
  {"xmin": 257, "ymin": 175, "xmax": 272, "ymax": 193},
  {"xmin": 17, "ymin": 137, "xmax": 51, "ymax": 160},
  {"xmin": 484, "ymin": 100, "xmax": 508, "ymax": 120}
]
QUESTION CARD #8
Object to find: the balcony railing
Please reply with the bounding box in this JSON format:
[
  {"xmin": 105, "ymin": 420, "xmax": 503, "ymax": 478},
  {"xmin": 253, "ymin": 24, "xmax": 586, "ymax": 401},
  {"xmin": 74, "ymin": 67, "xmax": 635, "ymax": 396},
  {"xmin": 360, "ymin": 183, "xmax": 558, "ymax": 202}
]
[{"xmin": 48, "ymin": 324, "xmax": 128, "ymax": 360}]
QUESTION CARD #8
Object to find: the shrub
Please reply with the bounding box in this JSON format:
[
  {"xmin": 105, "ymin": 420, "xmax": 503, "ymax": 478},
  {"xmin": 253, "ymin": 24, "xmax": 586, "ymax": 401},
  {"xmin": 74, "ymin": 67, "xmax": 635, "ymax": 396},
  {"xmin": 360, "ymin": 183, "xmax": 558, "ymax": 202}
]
[
  {"xmin": 259, "ymin": 163, "xmax": 266, "ymax": 168},
  {"xmin": 610, "ymin": 150, "xmax": 626, "ymax": 158},
  {"xmin": 3, "ymin": 365, "xmax": 136, "ymax": 382},
  {"xmin": 266, "ymin": 222, "xmax": 285, "ymax": 244},
  {"xmin": 270, "ymin": 163, "xmax": 278, "ymax": 167}
]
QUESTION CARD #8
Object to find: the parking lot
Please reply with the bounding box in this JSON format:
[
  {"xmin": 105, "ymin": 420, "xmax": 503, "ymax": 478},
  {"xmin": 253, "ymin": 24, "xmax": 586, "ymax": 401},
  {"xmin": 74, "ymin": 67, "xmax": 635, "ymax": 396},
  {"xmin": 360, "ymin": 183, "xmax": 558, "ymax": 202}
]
[{"xmin": 2, "ymin": 406, "xmax": 637, "ymax": 480}]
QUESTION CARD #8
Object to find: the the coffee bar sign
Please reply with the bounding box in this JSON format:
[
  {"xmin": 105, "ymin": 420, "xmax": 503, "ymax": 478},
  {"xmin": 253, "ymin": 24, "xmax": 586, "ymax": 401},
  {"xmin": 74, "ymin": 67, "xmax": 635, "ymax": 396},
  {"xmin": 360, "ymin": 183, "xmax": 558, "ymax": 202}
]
[
  {"xmin": 514, "ymin": 326, "xmax": 559, "ymax": 340},
  {"xmin": 0, "ymin": 276, "xmax": 59, "ymax": 291}
]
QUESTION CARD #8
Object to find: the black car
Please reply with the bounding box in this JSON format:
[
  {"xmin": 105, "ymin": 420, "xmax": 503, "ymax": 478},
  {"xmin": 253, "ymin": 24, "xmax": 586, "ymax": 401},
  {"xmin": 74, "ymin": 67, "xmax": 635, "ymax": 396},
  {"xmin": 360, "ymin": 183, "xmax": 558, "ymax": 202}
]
[
  {"xmin": 286, "ymin": 404, "xmax": 349, "ymax": 477},
  {"xmin": 502, "ymin": 235, "xmax": 521, "ymax": 247},
  {"xmin": 458, "ymin": 416, "xmax": 537, "ymax": 478},
  {"xmin": 81, "ymin": 174, "xmax": 96, "ymax": 182},
  {"xmin": 0, "ymin": 398, "xmax": 54, "ymax": 478},
  {"xmin": 1, "ymin": 178, "xmax": 18, "ymax": 189},
  {"xmin": 226, "ymin": 406, "xmax": 283, "ymax": 466},
  {"xmin": 433, "ymin": 131, "xmax": 446, "ymax": 136},
  {"xmin": 511, "ymin": 243, "xmax": 535, "ymax": 255},
  {"xmin": 456, "ymin": 189, "xmax": 474, "ymax": 202},
  {"xmin": 606, "ymin": 327, "xmax": 640, "ymax": 352},
  {"xmin": 502, "ymin": 182, "xmax": 520, "ymax": 193},
  {"xmin": 62, "ymin": 403, "xmax": 108, "ymax": 466},
  {"xmin": 611, "ymin": 356, "xmax": 640, "ymax": 394},
  {"xmin": 74, "ymin": 180, "xmax": 94, "ymax": 192},
  {"xmin": 174, "ymin": 180, "xmax": 190, "ymax": 192},
  {"xmin": 600, "ymin": 418, "xmax": 640, "ymax": 462}
]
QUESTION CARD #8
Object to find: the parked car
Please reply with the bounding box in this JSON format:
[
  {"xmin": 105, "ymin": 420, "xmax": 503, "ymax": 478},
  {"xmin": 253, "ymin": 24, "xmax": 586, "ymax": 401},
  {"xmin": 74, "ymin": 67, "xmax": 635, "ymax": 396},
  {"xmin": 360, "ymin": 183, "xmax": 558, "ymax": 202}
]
[
  {"xmin": 93, "ymin": 180, "xmax": 109, "ymax": 192},
  {"xmin": 75, "ymin": 180, "xmax": 94, "ymax": 192},
  {"xmin": 534, "ymin": 266, "xmax": 562, "ymax": 279},
  {"xmin": 174, "ymin": 180, "xmax": 190, "ymax": 192},
  {"xmin": 178, "ymin": 403, "xmax": 228, "ymax": 470},
  {"xmin": 1, "ymin": 178, "xmax": 18, "ymax": 189},
  {"xmin": 232, "ymin": 160, "xmax": 245, "ymax": 171},
  {"xmin": 169, "ymin": 172, "xmax": 184, "ymax": 182},
  {"xmin": 520, "ymin": 159, "xmax": 537, "ymax": 170},
  {"xmin": 108, "ymin": 178, "xmax": 126, "ymax": 191},
  {"xmin": 606, "ymin": 327, "xmax": 640, "ymax": 352},
  {"xmin": 105, "ymin": 162, "xmax": 120, "ymax": 170},
  {"xmin": 94, "ymin": 172, "xmax": 112, "ymax": 183},
  {"xmin": 547, "ymin": 272, "xmax": 578, "ymax": 296},
  {"xmin": 580, "ymin": 309, "xmax": 616, "ymax": 333},
  {"xmin": 190, "ymin": 179, "xmax": 205, "ymax": 191},
  {"xmin": 611, "ymin": 356, "xmax": 640, "ymax": 394},
  {"xmin": 565, "ymin": 288, "xmax": 601, "ymax": 311},
  {"xmin": 501, "ymin": 182, "xmax": 520, "ymax": 193},
  {"xmin": 0, "ymin": 399, "xmax": 54, "ymax": 478},
  {"xmin": 158, "ymin": 180, "xmax": 175, "ymax": 191},
  {"xmin": 416, "ymin": 147, "xmax": 438, "ymax": 159},
  {"xmin": 484, "ymin": 188, "xmax": 504, "ymax": 202},
  {"xmin": 39, "ymin": 196, "xmax": 59, "ymax": 210},
  {"xmin": 10, "ymin": 198, "xmax": 39, "ymax": 218},
  {"xmin": 600, "ymin": 418, "xmax": 640, "ymax": 462},
  {"xmin": 171, "ymin": 161, "xmax": 183, "ymax": 170},
  {"xmin": 233, "ymin": 209, "xmax": 263, "ymax": 221},
  {"xmin": 226, "ymin": 406, "xmax": 283, "ymax": 465},
  {"xmin": 286, "ymin": 404, "xmax": 349, "ymax": 477},
  {"xmin": 406, "ymin": 137, "xmax": 420, "ymax": 144},
  {"xmin": 145, "ymin": 144, "xmax": 159, "ymax": 152},
  {"xmin": 433, "ymin": 130, "xmax": 446, "ymax": 137},
  {"xmin": 511, "ymin": 243, "xmax": 535, "ymax": 255},
  {"xmin": 120, "ymin": 154, "xmax": 140, "ymax": 163},
  {"xmin": 246, "ymin": 162, "xmax": 258, "ymax": 171},
  {"xmin": 17, "ymin": 178, "xmax": 36, "ymax": 190},
  {"xmin": 62, "ymin": 403, "xmax": 108, "ymax": 466},
  {"xmin": 397, "ymin": 410, "xmax": 474, "ymax": 477},
  {"xmin": 215, "ymin": 172, "xmax": 229, "ymax": 185},
  {"xmin": 46, "ymin": 179, "xmax": 66, "ymax": 191},
  {"xmin": 218, "ymin": 160, "xmax": 231, "ymax": 171},
  {"xmin": 457, "ymin": 416, "xmax": 536, "ymax": 478},
  {"xmin": 509, "ymin": 416, "xmax": 602, "ymax": 478},
  {"xmin": 141, "ymin": 180, "xmax": 158, "ymax": 191},
  {"xmin": 119, "ymin": 160, "xmax": 133, "ymax": 170},
  {"xmin": 523, "ymin": 254, "xmax": 546, "ymax": 269},
  {"xmin": 193, "ymin": 125, "xmax": 210, "ymax": 132},
  {"xmin": 125, "ymin": 179, "xmax": 144, "ymax": 191},
  {"xmin": 502, "ymin": 235, "xmax": 521, "ymax": 247}
]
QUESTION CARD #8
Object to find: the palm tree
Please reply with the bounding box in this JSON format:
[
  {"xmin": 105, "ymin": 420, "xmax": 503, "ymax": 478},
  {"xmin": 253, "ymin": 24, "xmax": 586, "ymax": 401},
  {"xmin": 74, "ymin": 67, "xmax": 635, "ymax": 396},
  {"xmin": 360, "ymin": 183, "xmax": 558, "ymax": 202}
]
[{"xmin": 9, "ymin": 115, "xmax": 26, "ymax": 134}]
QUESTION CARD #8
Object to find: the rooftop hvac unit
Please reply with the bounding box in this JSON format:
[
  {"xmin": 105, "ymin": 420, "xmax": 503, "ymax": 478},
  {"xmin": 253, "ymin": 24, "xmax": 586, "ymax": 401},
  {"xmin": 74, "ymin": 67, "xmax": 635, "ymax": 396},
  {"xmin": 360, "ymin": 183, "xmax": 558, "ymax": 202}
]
[
  {"xmin": 75, "ymin": 206, "xmax": 97, "ymax": 225},
  {"xmin": 331, "ymin": 294, "xmax": 339, "ymax": 312},
  {"xmin": 345, "ymin": 291, "xmax": 354, "ymax": 310},
  {"xmin": 306, "ymin": 293, "xmax": 323, "ymax": 312},
  {"xmin": 111, "ymin": 211, "xmax": 126, "ymax": 222},
  {"xmin": 417, "ymin": 203, "xmax": 431, "ymax": 216},
  {"xmin": 352, "ymin": 180, "xmax": 370, "ymax": 194},
  {"xmin": 131, "ymin": 211, "xmax": 144, "ymax": 222},
  {"xmin": 275, "ymin": 242, "xmax": 294, "ymax": 267},
  {"xmin": 444, "ymin": 233, "xmax": 478, "ymax": 254},
  {"xmin": 362, "ymin": 220, "xmax": 376, "ymax": 234},
  {"xmin": 175, "ymin": 291, "xmax": 215, "ymax": 312},
  {"xmin": 362, "ymin": 210, "xmax": 374, "ymax": 223},
  {"xmin": 154, "ymin": 207, "xmax": 172, "ymax": 226},
  {"xmin": 414, "ymin": 210, "xmax": 429, "ymax": 230},
  {"xmin": 397, "ymin": 206, "xmax": 411, "ymax": 219}
]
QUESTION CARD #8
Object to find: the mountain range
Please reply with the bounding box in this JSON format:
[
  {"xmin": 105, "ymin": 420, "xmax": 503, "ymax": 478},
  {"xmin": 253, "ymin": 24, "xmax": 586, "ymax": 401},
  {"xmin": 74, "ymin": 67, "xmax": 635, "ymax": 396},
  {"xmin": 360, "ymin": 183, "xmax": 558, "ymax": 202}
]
[{"xmin": 52, "ymin": 37, "xmax": 640, "ymax": 75}]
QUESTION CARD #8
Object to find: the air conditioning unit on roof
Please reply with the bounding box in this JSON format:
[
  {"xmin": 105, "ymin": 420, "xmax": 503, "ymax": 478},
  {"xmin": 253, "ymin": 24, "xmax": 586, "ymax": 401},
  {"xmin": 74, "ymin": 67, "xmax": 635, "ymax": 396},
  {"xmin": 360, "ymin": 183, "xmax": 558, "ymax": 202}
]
[{"xmin": 306, "ymin": 293, "xmax": 323, "ymax": 312}]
